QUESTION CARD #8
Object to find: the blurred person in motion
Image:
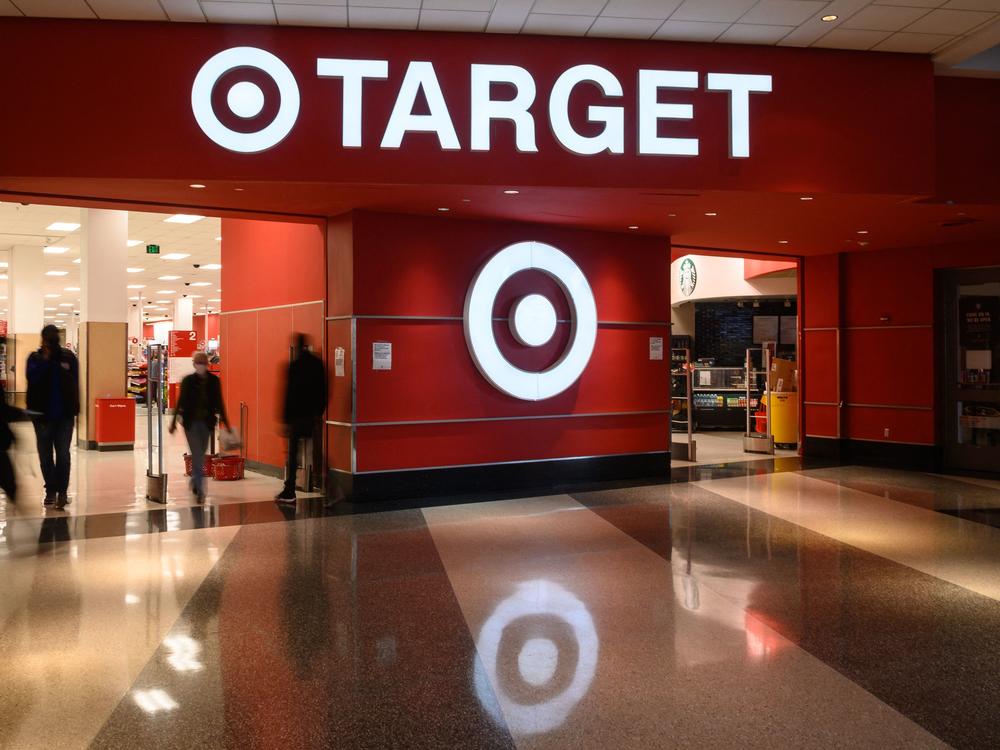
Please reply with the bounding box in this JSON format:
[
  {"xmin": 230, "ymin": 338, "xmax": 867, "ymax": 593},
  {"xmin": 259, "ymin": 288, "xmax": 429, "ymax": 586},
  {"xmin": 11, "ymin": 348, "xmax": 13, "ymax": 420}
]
[
  {"xmin": 170, "ymin": 351, "xmax": 229, "ymax": 504},
  {"xmin": 26, "ymin": 325, "xmax": 79, "ymax": 510},
  {"xmin": 0, "ymin": 344, "xmax": 24, "ymax": 505},
  {"xmin": 276, "ymin": 333, "xmax": 327, "ymax": 503}
]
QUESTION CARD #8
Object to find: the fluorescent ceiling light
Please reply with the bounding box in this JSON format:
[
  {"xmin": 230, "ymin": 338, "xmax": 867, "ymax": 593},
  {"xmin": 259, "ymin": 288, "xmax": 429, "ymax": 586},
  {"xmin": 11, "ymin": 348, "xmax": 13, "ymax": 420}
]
[
  {"xmin": 73, "ymin": 258, "xmax": 81, "ymax": 264},
  {"xmin": 43, "ymin": 246, "xmax": 69, "ymax": 254},
  {"xmin": 214, "ymin": 236, "xmax": 222, "ymax": 241},
  {"xmin": 0, "ymin": 274, "xmax": 6, "ymax": 280},
  {"xmin": 44, "ymin": 307, "xmax": 57, "ymax": 311},
  {"xmin": 163, "ymin": 214, "xmax": 203, "ymax": 224},
  {"xmin": 58, "ymin": 303, "xmax": 73, "ymax": 307},
  {"xmin": 157, "ymin": 290, "xmax": 176, "ymax": 294},
  {"xmin": 189, "ymin": 184, "xmax": 206, "ymax": 189},
  {"xmin": 208, "ymin": 298, "xmax": 222, "ymax": 302},
  {"xmin": 127, "ymin": 284, "xmax": 146, "ymax": 289},
  {"xmin": 44, "ymin": 294, "xmax": 60, "ymax": 299},
  {"xmin": 46, "ymin": 222, "xmax": 80, "ymax": 232},
  {"xmin": 187, "ymin": 294, "xmax": 202, "ymax": 299},
  {"xmin": 45, "ymin": 270, "xmax": 68, "ymax": 276},
  {"xmin": 161, "ymin": 253, "xmax": 190, "ymax": 260},
  {"xmin": 55, "ymin": 313, "xmax": 67, "ymax": 317},
  {"xmin": 64, "ymin": 286, "xmax": 80, "ymax": 291},
  {"xmin": 199, "ymin": 263, "xmax": 222, "ymax": 270},
  {"xmin": 158, "ymin": 275, "xmax": 181, "ymax": 281},
  {"xmin": 129, "ymin": 296, "xmax": 139, "ymax": 301},
  {"xmin": 126, "ymin": 240, "xmax": 144, "ymax": 247},
  {"xmin": 0, "ymin": 262, "xmax": 7, "ymax": 268},
  {"xmin": 126, "ymin": 267, "xmax": 143, "ymax": 273},
  {"xmin": 189, "ymin": 281, "xmax": 211, "ymax": 287},
  {"xmin": 154, "ymin": 299, "xmax": 171, "ymax": 304}
]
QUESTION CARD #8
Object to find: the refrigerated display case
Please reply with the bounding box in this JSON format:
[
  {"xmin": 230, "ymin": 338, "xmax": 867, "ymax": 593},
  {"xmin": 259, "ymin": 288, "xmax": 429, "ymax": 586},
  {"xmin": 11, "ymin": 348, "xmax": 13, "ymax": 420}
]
[{"xmin": 692, "ymin": 366, "xmax": 766, "ymax": 430}]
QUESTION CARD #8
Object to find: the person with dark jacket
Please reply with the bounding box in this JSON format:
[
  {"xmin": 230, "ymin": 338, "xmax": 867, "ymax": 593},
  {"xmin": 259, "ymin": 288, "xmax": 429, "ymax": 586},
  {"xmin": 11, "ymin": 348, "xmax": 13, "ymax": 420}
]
[
  {"xmin": 26, "ymin": 325, "xmax": 79, "ymax": 509},
  {"xmin": 276, "ymin": 333, "xmax": 327, "ymax": 503},
  {"xmin": 169, "ymin": 351, "xmax": 229, "ymax": 503}
]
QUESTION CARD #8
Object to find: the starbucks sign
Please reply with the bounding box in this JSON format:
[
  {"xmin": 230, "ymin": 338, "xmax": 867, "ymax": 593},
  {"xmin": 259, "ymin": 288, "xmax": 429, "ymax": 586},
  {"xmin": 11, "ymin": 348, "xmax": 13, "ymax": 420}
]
[{"xmin": 679, "ymin": 257, "xmax": 697, "ymax": 297}]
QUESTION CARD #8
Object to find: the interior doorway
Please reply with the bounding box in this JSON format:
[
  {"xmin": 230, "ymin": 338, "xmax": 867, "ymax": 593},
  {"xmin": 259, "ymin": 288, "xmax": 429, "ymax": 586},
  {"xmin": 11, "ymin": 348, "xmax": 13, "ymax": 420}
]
[{"xmin": 941, "ymin": 267, "xmax": 1000, "ymax": 472}]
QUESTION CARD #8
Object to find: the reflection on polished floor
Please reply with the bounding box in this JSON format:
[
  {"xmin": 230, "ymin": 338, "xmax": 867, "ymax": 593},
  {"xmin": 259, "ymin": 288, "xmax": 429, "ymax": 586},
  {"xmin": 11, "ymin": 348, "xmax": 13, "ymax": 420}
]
[{"xmin": 2, "ymin": 458, "xmax": 999, "ymax": 748}]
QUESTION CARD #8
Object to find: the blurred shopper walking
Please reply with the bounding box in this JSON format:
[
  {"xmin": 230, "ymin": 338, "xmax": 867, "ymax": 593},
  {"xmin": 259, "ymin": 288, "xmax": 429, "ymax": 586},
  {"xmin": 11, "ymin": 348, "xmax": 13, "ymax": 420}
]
[
  {"xmin": 0, "ymin": 364, "xmax": 23, "ymax": 505},
  {"xmin": 276, "ymin": 333, "xmax": 327, "ymax": 503},
  {"xmin": 170, "ymin": 351, "xmax": 230, "ymax": 504},
  {"xmin": 26, "ymin": 325, "xmax": 79, "ymax": 510}
]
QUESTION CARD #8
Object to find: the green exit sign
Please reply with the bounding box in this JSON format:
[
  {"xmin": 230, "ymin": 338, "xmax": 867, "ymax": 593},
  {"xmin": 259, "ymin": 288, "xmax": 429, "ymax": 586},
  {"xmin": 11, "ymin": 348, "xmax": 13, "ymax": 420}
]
[{"xmin": 146, "ymin": 244, "xmax": 160, "ymax": 255}]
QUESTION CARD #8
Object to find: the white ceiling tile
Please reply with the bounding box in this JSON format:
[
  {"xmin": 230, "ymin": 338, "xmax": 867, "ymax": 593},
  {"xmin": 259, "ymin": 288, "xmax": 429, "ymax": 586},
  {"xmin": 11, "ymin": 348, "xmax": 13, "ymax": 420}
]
[
  {"xmin": 275, "ymin": 3, "xmax": 347, "ymax": 26},
  {"xmin": 944, "ymin": 0, "xmax": 1000, "ymax": 9},
  {"xmin": 522, "ymin": 12, "xmax": 595, "ymax": 35},
  {"xmin": 588, "ymin": 15, "xmax": 663, "ymax": 37},
  {"xmin": 874, "ymin": 0, "xmax": 946, "ymax": 8},
  {"xmin": 0, "ymin": 0, "xmax": 22, "ymax": 15},
  {"xmin": 718, "ymin": 23, "xmax": 794, "ymax": 43},
  {"xmin": 652, "ymin": 18, "xmax": 728, "ymax": 39},
  {"xmin": 422, "ymin": 0, "xmax": 493, "ymax": 9},
  {"xmin": 813, "ymin": 27, "xmax": 892, "ymax": 48},
  {"xmin": 160, "ymin": 0, "xmax": 205, "ymax": 22},
  {"xmin": 88, "ymin": 0, "xmax": 167, "ymax": 21},
  {"xmin": 532, "ymin": 0, "xmax": 606, "ymax": 15},
  {"xmin": 350, "ymin": 0, "xmax": 420, "ymax": 7},
  {"xmin": 348, "ymin": 6, "xmax": 420, "ymax": 29},
  {"xmin": 274, "ymin": 0, "xmax": 346, "ymax": 6},
  {"xmin": 873, "ymin": 30, "xmax": 956, "ymax": 51},
  {"xmin": 418, "ymin": 9, "xmax": 489, "ymax": 31},
  {"xmin": 905, "ymin": 8, "xmax": 995, "ymax": 33},
  {"xmin": 12, "ymin": 0, "xmax": 95, "ymax": 18},
  {"xmin": 740, "ymin": 0, "xmax": 827, "ymax": 26},
  {"xmin": 201, "ymin": 2, "xmax": 277, "ymax": 24},
  {"xmin": 485, "ymin": 0, "xmax": 533, "ymax": 32},
  {"xmin": 671, "ymin": 0, "xmax": 758, "ymax": 23},
  {"xmin": 601, "ymin": 0, "xmax": 682, "ymax": 20},
  {"xmin": 843, "ymin": 5, "xmax": 931, "ymax": 31},
  {"xmin": 777, "ymin": 0, "xmax": 874, "ymax": 46}
]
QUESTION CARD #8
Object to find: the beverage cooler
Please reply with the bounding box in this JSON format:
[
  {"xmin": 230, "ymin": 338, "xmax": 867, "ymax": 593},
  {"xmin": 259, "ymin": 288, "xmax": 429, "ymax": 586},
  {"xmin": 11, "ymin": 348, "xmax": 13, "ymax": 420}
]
[{"xmin": 692, "ymin": 366, "xmax": 764, "ymax": 430}]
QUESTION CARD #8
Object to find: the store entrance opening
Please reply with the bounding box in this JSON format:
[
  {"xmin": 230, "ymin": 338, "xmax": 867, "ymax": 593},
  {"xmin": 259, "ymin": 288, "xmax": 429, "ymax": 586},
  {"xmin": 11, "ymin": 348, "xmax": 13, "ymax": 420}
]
[
  {"xmin": 669, "ymin": 252, "xmax": 800, "ymax": 467},
  {"xmin": 941, "ymin": 266, "xmax": 1000, "ymax": 472}
]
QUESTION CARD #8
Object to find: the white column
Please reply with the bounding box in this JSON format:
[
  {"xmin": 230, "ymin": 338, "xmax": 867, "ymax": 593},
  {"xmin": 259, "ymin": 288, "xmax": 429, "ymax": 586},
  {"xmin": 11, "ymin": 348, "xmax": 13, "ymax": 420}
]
[
  {"xmin": 10, "ymin": 244, "xmax": 44, "ymax": 336},
  {"xmin": 174, "ymin": 296, "xmax": 194, "ymax": 330},
  {"xmin": 80, "ymin": 209, "xmax": 128, "ymax": 323}
]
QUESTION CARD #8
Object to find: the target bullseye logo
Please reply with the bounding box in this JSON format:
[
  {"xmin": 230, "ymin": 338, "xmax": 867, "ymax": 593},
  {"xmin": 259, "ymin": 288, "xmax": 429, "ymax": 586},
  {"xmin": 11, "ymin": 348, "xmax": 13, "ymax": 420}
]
[
  {"xmin": 464, "ymin": 241, "xmax": 597, "ymax": 401},
  {"xmin": 191, "ymin": 47, "xmax": 300, "ymax": 153}
]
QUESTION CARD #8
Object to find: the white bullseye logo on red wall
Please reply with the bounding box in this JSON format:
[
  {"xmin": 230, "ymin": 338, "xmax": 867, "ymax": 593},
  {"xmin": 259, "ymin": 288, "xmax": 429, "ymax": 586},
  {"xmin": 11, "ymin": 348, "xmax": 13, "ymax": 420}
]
[{"xmin": 464, "ymin": 242, "xmax": 597, "ymax": 401}]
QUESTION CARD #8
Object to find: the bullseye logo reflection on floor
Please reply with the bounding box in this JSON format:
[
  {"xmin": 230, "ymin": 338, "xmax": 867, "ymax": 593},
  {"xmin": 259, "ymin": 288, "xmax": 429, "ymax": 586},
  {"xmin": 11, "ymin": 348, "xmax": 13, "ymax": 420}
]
[{"xmin": 474, "ymin": 580, "xmax": 599, "ymax": 734}]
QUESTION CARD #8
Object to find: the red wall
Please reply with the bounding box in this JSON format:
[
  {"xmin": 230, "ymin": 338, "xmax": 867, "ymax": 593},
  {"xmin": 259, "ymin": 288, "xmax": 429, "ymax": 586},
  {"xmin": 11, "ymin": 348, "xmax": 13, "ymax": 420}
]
[
  {"xmin": 192, "ymin": 313, "xmax": 220, "ymax": 347},
  {"xmin": 803, "ymin": 241, "xmax": 1000, "ymax": 448},
  {"xmin": 220, "ymin": 218, "xmax": 326, "ymax": 469},
  {"xmin": 328, "ymin": 211, "xmax": 670, "ymax": 474}
]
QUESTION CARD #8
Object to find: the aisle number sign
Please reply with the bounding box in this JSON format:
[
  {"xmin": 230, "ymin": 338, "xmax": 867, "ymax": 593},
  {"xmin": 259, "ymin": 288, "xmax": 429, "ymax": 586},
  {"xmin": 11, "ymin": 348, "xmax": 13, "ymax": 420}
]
[{"xmin": 169, "ymin": 330, "xmax": 198, "ymax": 358}]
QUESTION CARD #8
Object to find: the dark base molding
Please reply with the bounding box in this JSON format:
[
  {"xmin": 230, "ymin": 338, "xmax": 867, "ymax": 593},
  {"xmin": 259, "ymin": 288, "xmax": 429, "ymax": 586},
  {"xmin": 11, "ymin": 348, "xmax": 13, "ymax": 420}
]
[
  {"xmin": 244, "ymin": 459, "xmax": 284, "ymax": 480},
  {"xmin": 803, "ymin": 437, "xmax": 940, "ymax": 471},
  {"xmin": 329, "ymin": 452, "xmax": 671, "ymax": 504}
]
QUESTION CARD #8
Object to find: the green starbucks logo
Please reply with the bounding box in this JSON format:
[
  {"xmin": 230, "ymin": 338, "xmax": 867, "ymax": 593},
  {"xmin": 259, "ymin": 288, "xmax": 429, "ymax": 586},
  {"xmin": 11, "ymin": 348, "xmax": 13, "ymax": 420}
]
[{"xmin": 679, "ymin": 257, "xmax": 697, "ymax": 297}]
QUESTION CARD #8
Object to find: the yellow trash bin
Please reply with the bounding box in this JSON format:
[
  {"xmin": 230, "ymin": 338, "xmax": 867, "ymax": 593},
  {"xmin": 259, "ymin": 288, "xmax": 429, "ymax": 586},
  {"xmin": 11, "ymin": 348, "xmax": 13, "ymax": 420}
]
[{"xmin": 767, "ymin": 392, "xmax": 799, "ymax": 447}]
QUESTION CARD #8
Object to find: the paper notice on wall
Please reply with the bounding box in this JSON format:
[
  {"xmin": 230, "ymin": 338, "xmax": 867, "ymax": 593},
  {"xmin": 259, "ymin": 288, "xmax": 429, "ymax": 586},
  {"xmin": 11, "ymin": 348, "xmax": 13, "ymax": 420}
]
[
  {"xmin": 334, "ymin": 347, "xmax": 345, "ymax": 377},
  {"xmin": 649, "ymin": 336, "xmax": 664, "ymax": 360},
  {"xmin": 372, "ymin": 341, "xmax": 392, "ymax": 371}
]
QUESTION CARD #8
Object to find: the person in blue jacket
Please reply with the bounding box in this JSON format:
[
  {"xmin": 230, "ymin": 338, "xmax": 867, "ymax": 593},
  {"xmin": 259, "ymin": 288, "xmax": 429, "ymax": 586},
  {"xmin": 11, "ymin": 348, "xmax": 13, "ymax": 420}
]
[{"xmin": 25, "ymin": 325, "xmax": 79, "ymax": 509}]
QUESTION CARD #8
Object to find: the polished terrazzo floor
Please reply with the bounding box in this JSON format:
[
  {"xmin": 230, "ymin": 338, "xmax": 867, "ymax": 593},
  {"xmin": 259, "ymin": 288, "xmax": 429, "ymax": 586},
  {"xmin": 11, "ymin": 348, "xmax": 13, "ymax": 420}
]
[{"xmin": 1, "ymin": 453, "xmax": 999, "ymax": 749}]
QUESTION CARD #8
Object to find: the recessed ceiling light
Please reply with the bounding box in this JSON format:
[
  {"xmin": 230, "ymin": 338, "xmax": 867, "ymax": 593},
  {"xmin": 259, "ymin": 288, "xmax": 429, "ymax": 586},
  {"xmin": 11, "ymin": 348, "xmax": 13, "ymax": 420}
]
[
  {"xmin": 199, "ymin": 263, "xmax": 222, "ymax": 270},
  {"xmin": 46, "ymin": 222, "xmax": 80, "ymax": 232},
  {"xmin": 705, "ymin": 212, "xmax": 718, "ymax": 217},
  {"xmin": 628, "ymin": 225, "xmax": 638, "ymax": 230},
  {"xmin": 208, "ymin": 298, "xmax": 222, "ymax": 302},
  {"xmin": 234, "ymin": 187, "xmax": 244, "ymax": 192},
  {"xmin": 0, "ymin": 262, "xmax": 7, "ymax": 268},
  {"xmin": 157, "ymin": 290, "xmax": 176, "ymax": 294},
  {"xmin": 44, "ymin": 293, "xmax": 60, "ymax": 299},
  {"xmin": 668, "ymin": 213, "xmax": 677, "ymax": 217},
  {"xmin": 437, "ymin": 207, "xmax": 449, "ymax": 212},
  {"xmin": 55, "ymin": 313, "xmax": 67, "ymax": 317},
  {"xmin": 58, "ymin": 302, "xmax": 73, "ymax": 307},
  {"xmin": 126, "ymin": 240, "xmax": 144, "ymax": 247},
  {"xmin": 44, "ymin": 307, "xmax": 57, "ymax": 311},
  {"xmin": 187, "ymin": 294, "xmax": 202, "ymax": 299},
  {"xmin": 856, "ymin": 230, "xmax": 869, "ymax": 235},
  {"xmin": 64, "ymin": 286, "xmax": 80, "ymax": 291},
  {"xmin": 821, "ymin": 14, "xmax": 837, "ymax": 22},
  {"xmin": 161, "ymin": 253, "xmax": 191, "ymax": 260},
  {"xmin": 800, "ymin": 196, "xmax": 814, "ymax": 201},
  {"xmin": 45, "ymin": 270, "xmax": 68, "ymax": 276},
  {"xmin": 163, "ymin": 214, "xmax": 204, "ymax": 224},
  {"xmin": 214, "ymin": 236, "xmax": 222, "ymax": 241},
  {"xmin": 43, "ymin": 246, "xmax": 69, "ymax": 254},
  {"xmin": 126, "ymin": 267, "xmax": 143, "ymax": 273},
  {"xmin": 189, "ymin": 184, "xmax": 206, "ymax": 189},
  {"xmin": 129, "ymin": 296, "xmax": 139, "ymax": 301},
  {"xmin": 189, "ymin": 281, "xmax": 212, "ymax": 287},
  {"xmin": 502, "ymin": 189, "xmax": 519, "ymax": 195},
  {"xmin": 127, "ymin": 284, "xmax": 146, "ymax": 289},
  {"xmin": 0, "ymin": 274, "xmax": 6, "ymax": 280},
  {"xmin": 72, "ymin": 258, "xmax": 81, "ymax": 264},
  {"xmin": 158, "ymin": 275, "xmax": 181, "ymax": 281},
  {"xmin": 154, "ymin": 299, "xmax": 171, "ymax": 304},
  {"xmin": 778, "ymin": 240, "xmax": 789, "ymax": 244}
]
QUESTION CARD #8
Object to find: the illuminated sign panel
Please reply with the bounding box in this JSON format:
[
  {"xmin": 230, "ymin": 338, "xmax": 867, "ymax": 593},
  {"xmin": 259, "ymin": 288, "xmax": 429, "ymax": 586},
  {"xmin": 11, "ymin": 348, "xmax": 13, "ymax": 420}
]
[{"xmin": 192, "ymin": 47, "xmax": 772, "ymax": 158}]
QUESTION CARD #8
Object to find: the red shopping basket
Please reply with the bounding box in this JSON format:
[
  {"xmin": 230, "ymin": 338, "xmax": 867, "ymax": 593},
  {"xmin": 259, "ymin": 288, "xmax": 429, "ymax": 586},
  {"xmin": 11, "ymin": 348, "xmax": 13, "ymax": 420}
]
[
  {"xmin": 212, "ymin": 455, "xmax": 245, "ymax": 481},
  {"xmin": 183, "ymin": 453, "xmax": 217, "ymax": 477}
]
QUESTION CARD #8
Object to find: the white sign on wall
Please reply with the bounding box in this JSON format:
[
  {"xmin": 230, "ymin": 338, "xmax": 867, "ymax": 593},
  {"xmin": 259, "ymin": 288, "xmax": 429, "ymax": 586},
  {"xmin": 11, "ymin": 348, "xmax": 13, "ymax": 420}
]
[
  {"xmin": 649, "ymin": 337, "xmax": 664, "ymax": 360},
  {"xmin": 334, "ymin": 346, "xmax": 345, "ymax": 377},
  {"xmin": 372, "ymin": 341, "xmax": 392, "ymax": 370}
]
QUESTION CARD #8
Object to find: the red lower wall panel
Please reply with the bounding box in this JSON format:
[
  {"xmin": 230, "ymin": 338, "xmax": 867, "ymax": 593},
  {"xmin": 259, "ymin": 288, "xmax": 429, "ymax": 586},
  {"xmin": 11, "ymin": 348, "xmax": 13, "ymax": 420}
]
[
  {"xmin": 354, "ymin": 413, "xmax": 669, "ymax": 473},
  {"xmin": 843, "ymin": 406, "xmax": 934, "ymax": 444},
  {"xmin": 355, "ymin": 320, "xmax": 670, "ymax": 423},
  {"xmin": 805, "ymin": 404, "xmax": 839, "ymax": 439},
  {"xmin": 842, "ymin": 327, "xmax": 933, "ymax": 408},
  {"xmin": 327, "ymin": 423, "xmax": 352, "ymax": 473}
]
